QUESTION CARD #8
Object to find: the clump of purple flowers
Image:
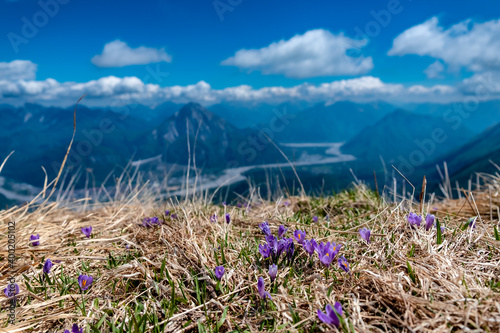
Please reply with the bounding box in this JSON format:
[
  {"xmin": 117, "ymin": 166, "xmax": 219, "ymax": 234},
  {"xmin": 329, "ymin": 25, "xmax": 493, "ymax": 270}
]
[
  {"xmin": 259, "ymin": 225, "xmax": 295, "ymax": 264},
  {"xmin": 408, "ymin": 212, "xmax": 422, "ymax": 229},
  {"xmin": 142, "ymin": 217, "xmax": 161, "ymax": 228},
  {"xmin": 317, "ymin": 302, "xmax": 343, "ymax": 327}
]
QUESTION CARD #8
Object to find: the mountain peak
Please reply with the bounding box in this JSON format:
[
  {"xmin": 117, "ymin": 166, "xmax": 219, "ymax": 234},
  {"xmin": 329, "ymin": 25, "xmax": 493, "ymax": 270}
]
[{"xmin": 175, "ymin": 102, "xmax": 215, "ymax": 123}]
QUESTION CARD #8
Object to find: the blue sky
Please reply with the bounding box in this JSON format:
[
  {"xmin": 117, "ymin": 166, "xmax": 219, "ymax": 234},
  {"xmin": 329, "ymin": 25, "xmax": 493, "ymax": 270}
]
[{"xmin": 0, "ymin": 0, "xmax": 500, "ymax": 107}]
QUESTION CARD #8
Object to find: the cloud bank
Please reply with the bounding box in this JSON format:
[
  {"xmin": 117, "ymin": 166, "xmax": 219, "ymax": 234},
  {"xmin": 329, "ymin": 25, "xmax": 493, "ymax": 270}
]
[
  {"xmin": 91, "ymin": 40, "xmax": 172, "ymax": 68},
  {"xmin": 222, "ymin": 29, "xmax": 373, "ymax": 78},
  {"xmin": 0, "ymin": 73, "xmax": 460, "ymax": 108}
]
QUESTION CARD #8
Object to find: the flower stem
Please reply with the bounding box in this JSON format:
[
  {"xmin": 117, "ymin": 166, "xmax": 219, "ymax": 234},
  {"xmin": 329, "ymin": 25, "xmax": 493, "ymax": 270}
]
[{"xmin": 81, "ymin": 289, "xmax": 86, "ymax": 316}]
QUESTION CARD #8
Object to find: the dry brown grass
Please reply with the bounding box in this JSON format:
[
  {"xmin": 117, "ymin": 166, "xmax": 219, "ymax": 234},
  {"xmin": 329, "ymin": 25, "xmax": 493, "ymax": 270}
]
[{"xmin": 0, "ymin": 176, "xmax": 499, "ymax": 332}]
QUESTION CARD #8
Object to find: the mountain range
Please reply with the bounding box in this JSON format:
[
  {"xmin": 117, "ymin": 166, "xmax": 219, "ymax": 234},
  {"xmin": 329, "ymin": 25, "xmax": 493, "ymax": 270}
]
[{"xmin": 0, "ymin": 100, "xmax": 499, "ymax": 205}]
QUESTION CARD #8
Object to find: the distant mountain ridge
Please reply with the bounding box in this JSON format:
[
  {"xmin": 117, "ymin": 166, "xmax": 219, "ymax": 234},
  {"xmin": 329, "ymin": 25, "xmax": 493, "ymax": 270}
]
[
  {"xmin": 427, "ymin": 122, "xmax": 500, "ymax": 184},
  {"xmin": 341, "ymin": 109, "xmax": 476, "ymax": 182},
  {"xmin": 272, "ymin": 101, "xmax": 394, "ymax": 143}
]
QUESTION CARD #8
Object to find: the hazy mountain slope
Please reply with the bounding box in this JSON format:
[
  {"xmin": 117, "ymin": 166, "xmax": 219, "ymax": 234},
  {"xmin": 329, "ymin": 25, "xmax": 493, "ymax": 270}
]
[
  {"xmin": 427, "ymin": 122, "xmax": 500, "ymax": 184},
  {"xmin": 408, "ymin": 100, "xmax": 500, "ymax": 135},
  {"xmin": 342, "ymin": 109, "xmax": 474, "ymax": 166},
  {"xmin": 0, "ymin": 104, "xmax": 156, "ymax": 186},
  {"xmin": 272, "ymin": 101, "xmax": 393, "ymax": 143},
  {"xmin": 208, "ymin": 101, "xmax": 307, "ymax": 128}
]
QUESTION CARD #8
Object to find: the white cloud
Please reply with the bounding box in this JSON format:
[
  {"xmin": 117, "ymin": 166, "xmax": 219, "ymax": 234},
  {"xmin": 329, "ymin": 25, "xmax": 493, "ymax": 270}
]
[
  {"xmin": 221, "ymin": 29, "xmax": 373, "ymax": 78},
  {"xmin": 91, "ymin": 40, "xmax": 172, "ymax": 68},
  {"xmin": 0, "ymin": 60, "xmax": 37, "ymax": 81},
  {"xmin": 389, "ymin": 17, "xmax": 500, "ymax": 72},
  {"xmin": 424, "ymin": 61, "xmax": 445, "ymax": 79}
]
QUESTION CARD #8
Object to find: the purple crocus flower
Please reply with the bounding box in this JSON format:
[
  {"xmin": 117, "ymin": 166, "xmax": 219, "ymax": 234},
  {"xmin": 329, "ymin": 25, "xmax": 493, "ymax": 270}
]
[
  {"xmin": 317, "ymin": 242, "xmax": 335, "ymax": 267},
  {"xmin": 30, "ymin": 234, "xmax": 40, "ymax": 246},
  {"xmin": 325, "ymin": 214, "xmax": 330, "ymax": 221},
  {"xmin": 210, "ymin": 214, "xmax": 218, "ymax": 223},
  {"xmin": 468, "ymin": 217, "xmax": 477, "ymax": 229},
  {"xmin": 259, "ymin": 243, "xmax": 272, "ymax": 259},
  {"xmin": 81, "ymin": 226, "xmax": 92, "ymax": 238},
  {"xmin": 171, "ymin": 214, "xmax": 177, "ymax": 219},
  {"xmin": 65, "ymin": 324, "xmax": 83, "ymax": 333},
  {"xmin": 225, "ymin": 213, "xmax": 231, "ymax": 224},
  {"xmin": 338, "ymin": 256, "xmax": 350, "ymax": 273},
  {"xmin": 78, "ymin": 274, "xmax": 93, "ymax": 291},
  {"xmin": 293, "ymin": 229, "xmax": 306, "ymax": 244},
  {"xmin": 214, "ymin": 266, "xmax": 225, "ymax": 280},
  {"xmin": 313, "ymin": 216, "xmax": 318, "ymax": 223},
  {"xmin": 317, "ymin": 302, "xmax": 342, "ymax": 327},
  {"xmin": 408, "ymin": 212, "xmax": 422, "ymax": 229},
  {"xmin": 43, "ymin": 259, "xmax": 53, "ymax": 274},
  {"xmin": 283, "ymin": 200, "xmax": 290, "ymax": 206},
  {"xmin": 142, "ymin": 217, "xmax": 153, "ymax": 227},
  {"xmin": 3, "ymin": 283, "xmax": 19, "ymax": 298},
  {"xmin": 266, "ymin": 234, "xmax": 278, "ymax": 254},
  {"xmin": 257, "ymin": 277, "xmax": 272, "ymax": 300},
  {"xmin": 278, "ymin": 225, "xmax": 288, "ymax": 239},
  {"xmin": 165, "ymin": 210, "xmax": 170, "ymax": 216},
  {"xmin": 259, "ymin": 221, "xmax": 271, "ymax": 236},
  {"xmin": 425, "ymin": 213, "xmax": 435, "ymax": 231},
  {"xmin": 125, "ymin": 244, "xmax": 130, "ymax": 250},
  {"xmin": 277, "ymin": 238, "xmax": 288, "ymax": 258},
  {"xmin": 359, "ymin": 228, "xmax": 371, "ymax": 243},
  {"xmin": 222, "ymin": 201, "xmax": 226, "ymax": 206},
  {"xmin": 286, "ymin": 238, "xmax": 295, "ymax": 262},
  {"xmin": 268, "ymin": 264, "xmax": 277, "ymax": 282},
  {"xmin": 303, "ymin": 239, "xmax": 317, "ymax": 256},
  {"xmin": 317, "ymin": 242, "xmax": 341, "ymax": 267}
]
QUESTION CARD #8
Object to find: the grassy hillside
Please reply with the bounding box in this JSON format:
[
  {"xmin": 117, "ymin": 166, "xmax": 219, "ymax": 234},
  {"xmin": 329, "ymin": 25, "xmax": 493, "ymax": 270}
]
[{"xmin": 0, "ymin": 174, "xmax": 499, "ymax": 332}]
